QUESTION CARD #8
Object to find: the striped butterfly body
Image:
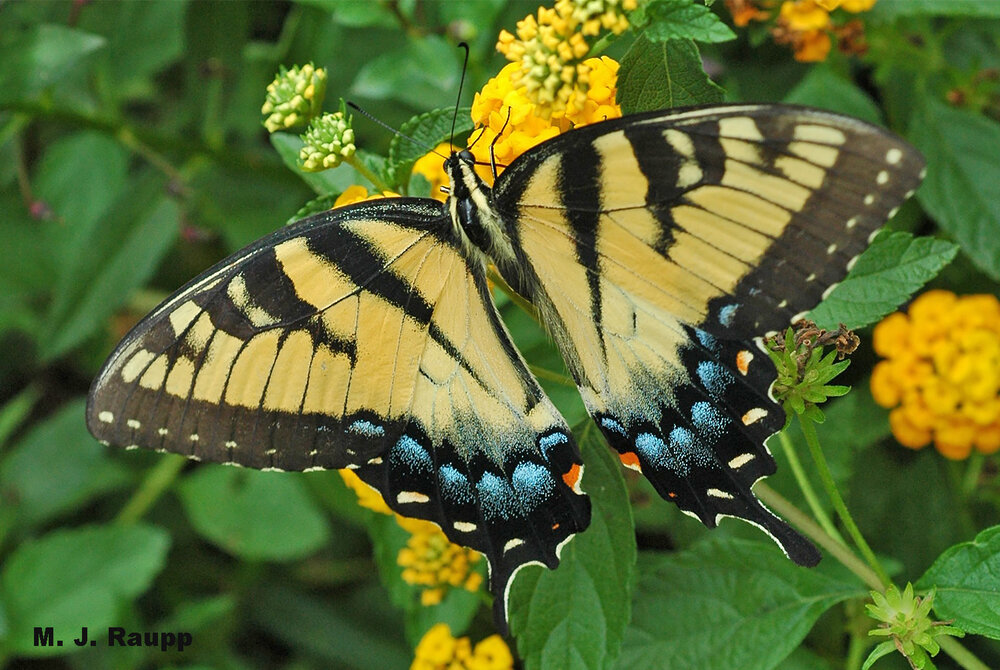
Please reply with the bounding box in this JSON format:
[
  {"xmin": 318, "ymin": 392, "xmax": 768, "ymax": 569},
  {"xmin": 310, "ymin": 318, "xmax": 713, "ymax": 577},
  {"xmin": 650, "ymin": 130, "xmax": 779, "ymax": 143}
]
[{"xmin": 87, "ymin": 104, "xmax": 924, "ymax": 624}]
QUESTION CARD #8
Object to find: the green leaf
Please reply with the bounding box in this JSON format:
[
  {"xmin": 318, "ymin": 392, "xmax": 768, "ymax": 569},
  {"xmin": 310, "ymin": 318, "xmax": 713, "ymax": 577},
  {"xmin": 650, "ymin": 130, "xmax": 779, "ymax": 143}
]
[
  {"xmin": 248, "ymin": 584, "xmax": 411, "ymax": 669},
  {"xmin": 387, "ymin": 106, "xmax": 473, "ymax": 187},
  {"xmin": 509, "ymin": 421, "xmax": 636, "ymax": 670},
  {"xmin": 783, "ymin": 66, "xmax": 882, "ymax": 125},
  {"xmin": 861, "ymin": 640, "xmax": 900, "ymax": 670},
  {"xmin": 350, "ymin": 35, "xmax": 459, "ymax": 109},
  {"xmin": 615, "ymin": 539, "xmax": 862, "ymax": 669},
  {"xmin": 0, "ymin": 399, "xmax": 129, "ymax": 528},
  {"xmin": 177, "ymin": 467, "xmax": 330, "ymax": 561},
  {"xmin": 870, "ymin": 0, "xmax": 1000, "ymax": 18},
  {"xmin": 636, "ymin": 0, "xmax": 736, "ymax": 44},
  {"xmin": 40, "ymin": 188, "xmax": 179, "ymax": 360},
  {"xmin": 0, "ymin": 23, "xmax": 105, "ymax": 103},
  {"xmin": 909, "ymin": 99, "xmax": 1000, "ymax": 280},
  {"xmin": 618, "ymin": 34, "xmax": 724, "ymax": 114},
  {"xmin": 807, "ymin": 232, "xmax": 958, "ymax": 331},
  {"xmin": 0, "ymin": 524, "xmax": 169, "ymax": 656},
  {"xmin": 917, "ymin": 526, "xmax": 1000, "ymax": 639},
  {"xmin": 78, "ymin": 0, "xmax": 187, "ymax": 94}
]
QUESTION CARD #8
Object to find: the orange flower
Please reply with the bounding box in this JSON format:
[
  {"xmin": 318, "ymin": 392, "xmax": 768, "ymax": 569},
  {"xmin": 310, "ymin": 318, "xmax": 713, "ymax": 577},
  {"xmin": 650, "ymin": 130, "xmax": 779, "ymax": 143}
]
[{"xmin": 872, "ymin": 291, "xmax": 1000, "ymax": 460}]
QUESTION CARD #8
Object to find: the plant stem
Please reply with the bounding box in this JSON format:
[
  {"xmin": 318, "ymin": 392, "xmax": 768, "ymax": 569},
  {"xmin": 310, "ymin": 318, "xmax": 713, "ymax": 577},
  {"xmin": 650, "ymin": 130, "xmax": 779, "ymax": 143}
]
[
  {"xmin": 776, "ymin": 429, "xmax": 845, "ymax": 544},
  {"xmin": 797, "ymin": 415, "xmax": 892, "ymax": 587},
  {"xmin": 115, "ymin": 455, "xmax": 187, "ymax": 524},
  {"xmin": 346, "ymin": 154, "xmax": 390, "ymax": 192},
  {"xmin": 845, "ymin": 629, "xmax": 867, "ymax": 670},
  {"xmin": 755, "ymin": 482, "xmax": 883, "ymax": 590},
  {"xmin": 938, "ymin": 635, "xmax": 991, "ymax": 670}
]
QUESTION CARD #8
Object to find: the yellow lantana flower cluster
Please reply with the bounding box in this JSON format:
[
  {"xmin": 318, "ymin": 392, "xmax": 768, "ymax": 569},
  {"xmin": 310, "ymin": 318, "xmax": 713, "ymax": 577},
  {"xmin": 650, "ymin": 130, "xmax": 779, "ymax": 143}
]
[
  {"xmin": 397, "ymin": 517, "xmax": 484, "ymax": 606},
  {"xmin": 496, "ymin": 0, "xmax": 635, "ymax": 120},
  {"xmin": 871, "ymin": 290, "xmax": 1000, "ymax": 460},
  {"xmin": 411, "ymin": 143, "xmax": 453, "ymax": 202},
  {"xmin": 468, "ymin": 56, "xmax": 622, "ymax": 180},
  {"xmin": 411, "ymin": 624, "xmax": 513, "ymax": 670},
  {"xmin": 339, "ymin": 471, "xmax": 484, "ymax": 604},
  {"xmin": 725, "ymin": 0, "xmax": 876, "ymax": 62}
]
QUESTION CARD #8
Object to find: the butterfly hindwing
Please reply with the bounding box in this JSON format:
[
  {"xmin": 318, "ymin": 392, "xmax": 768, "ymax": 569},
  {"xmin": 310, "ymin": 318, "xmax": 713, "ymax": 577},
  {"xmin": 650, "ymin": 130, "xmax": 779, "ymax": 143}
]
[
  {"xmin": 488, "ymin": 104, "xmax": 924, "ymax": 562},
  {"xmin": 87, "ymin": 199, "xmax": 590, "ymax": 618}
]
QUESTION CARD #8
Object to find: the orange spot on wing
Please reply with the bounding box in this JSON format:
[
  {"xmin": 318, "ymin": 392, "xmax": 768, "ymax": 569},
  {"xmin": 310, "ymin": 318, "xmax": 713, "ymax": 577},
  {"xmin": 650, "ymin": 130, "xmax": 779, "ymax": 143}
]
[
  {"xmin": 667, "ymin": 491, "xmax": 677, "ymax": 498},
  {"xmin": 552, "ymin": 522, "xmax": 560, "ymax": 530},
  {"xmin": 561, "ymin": 463, "xmax": 582, "ymax": 490},
  {"xmin": 618, "ymin": 451, "xmax": 641, "ymax": 471},
  {"xmin": 736, "ymin": 350, "xmax": 753, "ymax": 375}
]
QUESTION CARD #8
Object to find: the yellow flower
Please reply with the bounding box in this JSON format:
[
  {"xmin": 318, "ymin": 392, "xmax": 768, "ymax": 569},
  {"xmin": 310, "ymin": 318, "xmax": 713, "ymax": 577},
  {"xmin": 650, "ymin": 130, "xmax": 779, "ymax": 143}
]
[
  {"xmin": 333, "ymin": 185, "xmax": 400, "ymax": 208},
  {"xmin": 412, "ymin": 624, "xmax": 514, "ymax": 670},
  {"xmin": 339, "ymin": 469, "xmax": 393, "ymax": 514},
  {"xmin": 412, "ymin": 143, "xmax": 453, "ymax": 202},
  {"xmin": 840, "ymin": 0, "xmax": 877, "ymax": 11},
  {"xmin": 872, "ymin": 291, "xmax": 1000, "ymax": 460},
  {"xmin": 791, "ymin": 28, "xmax": 832, "ymax": 62},
  {"xmin": 398, "ymin": 520, "xmax": 484, "ymax": 605},
  {"xmin": 780, "ymin": 0, "xmax": 832, "ymax": 31},
  {"xmin": 496, "ymin": 0, "xmax": 634, "ymax": 120},
  {"xmin": 468, "ymin": 56, "xmax": 622, "ymax": 180}
]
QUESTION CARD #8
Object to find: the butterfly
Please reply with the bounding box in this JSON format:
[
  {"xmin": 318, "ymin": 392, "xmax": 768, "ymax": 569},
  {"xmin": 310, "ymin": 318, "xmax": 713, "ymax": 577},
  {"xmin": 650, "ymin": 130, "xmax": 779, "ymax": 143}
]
[{"xmin": 87, "ymin": 103, "xmax": 924, "ymax": 625}]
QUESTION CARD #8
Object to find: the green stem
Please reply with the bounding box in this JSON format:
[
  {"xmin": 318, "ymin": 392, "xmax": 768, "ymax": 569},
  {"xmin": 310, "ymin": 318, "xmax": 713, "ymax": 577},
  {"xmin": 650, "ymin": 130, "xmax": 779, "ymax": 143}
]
[
  {"xmin": 797, "ymin": 415, "xmax": 892, "ymax": 587},
  {"xmin": 115, "ymin": 455, "xmax": 187, "ymax": 524},
  {"xmin": 756, "ymin": 482, "xmax": 883, "ymax": 590},
  {"xmin": 528, "ymin": 364, "xmax": 575, "ymax": 388},
  {"xmin": 845, "ymin": 629, "xmax": 867, "ymax": 670},
  {"xmin": 776, "ymin": 429, "xmax": 845, "ymax": 545},
  {"xmin": 961, "ymin": 451, "xmax": 985, "ymax": 498},
  {"xmin": 938, "ymin": 634, "xmax": 991, "ymax": 670},
  {"xmin": 346, "ymin": 153, "xmax": 390, "ymax": 192}
]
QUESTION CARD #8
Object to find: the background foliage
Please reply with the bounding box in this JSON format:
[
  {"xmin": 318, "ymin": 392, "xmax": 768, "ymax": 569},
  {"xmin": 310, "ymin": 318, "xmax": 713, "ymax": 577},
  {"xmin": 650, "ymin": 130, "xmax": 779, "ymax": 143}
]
[{"xmin": 1, "ymin": 1, "xmax": 999, "ymax": 669}]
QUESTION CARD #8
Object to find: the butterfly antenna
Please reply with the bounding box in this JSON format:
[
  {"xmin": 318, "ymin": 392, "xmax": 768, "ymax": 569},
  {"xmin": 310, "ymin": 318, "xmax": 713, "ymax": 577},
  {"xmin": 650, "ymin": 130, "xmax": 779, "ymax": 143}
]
[
  {"xmin": 451, "ymin": 42, "xmax": 471, "ymax": 154},
  {"xmin": 346, "ymin": 101, "xmax": 447, "ymax": 159}
]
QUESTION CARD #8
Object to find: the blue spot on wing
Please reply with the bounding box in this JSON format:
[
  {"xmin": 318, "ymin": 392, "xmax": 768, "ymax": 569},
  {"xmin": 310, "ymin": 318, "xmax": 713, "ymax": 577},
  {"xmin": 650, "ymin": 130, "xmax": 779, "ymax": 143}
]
[
  {"xmin": 539, "ymin": 432, "xmax": 569, "ymax": 460},
  {"xmin": 438, "ymin": 465, "xmax": 474, "ymax": 504},
  {"xmin": 695, "ymin": 329, "xmax": 717, "ymax": 351},
  {"xmin": 512, "ymin": 462, "xmax": 555, "ymax": 508},
  {"xmin": 696, "ymin": 361, "xmax": 733, "ymax": 398},
  {"xmin": 691, "ymin": 401, "xmax": 730, "ymax": 440},
  {"xmin": 348, "ymin": 419, "xmax": 384, "ymax": 437},
  {"xmin": 718, "ymin": 303, "xmax": 740, "ymax": 327},
  {"xmin": 391, "ymin": 434, "xmax": 433, "ymax": 473},
  {"xmin": 601, "ymin": 417, "xmax": 627, "ymax": 435},
  {"xmin": 477, "ymin": 472, "xmax": 516, "ymax": 520}
]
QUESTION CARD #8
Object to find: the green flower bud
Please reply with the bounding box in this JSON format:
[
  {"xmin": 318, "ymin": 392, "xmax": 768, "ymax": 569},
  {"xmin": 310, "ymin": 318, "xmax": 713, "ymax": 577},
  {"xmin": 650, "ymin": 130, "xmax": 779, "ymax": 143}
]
[
  {"xmin": 299, "ymin": 112, "xmax": 356, "ymax": 172},
  {"xmin": 261, "ymin": 63, "xmax": 328, "ymax": 133}
]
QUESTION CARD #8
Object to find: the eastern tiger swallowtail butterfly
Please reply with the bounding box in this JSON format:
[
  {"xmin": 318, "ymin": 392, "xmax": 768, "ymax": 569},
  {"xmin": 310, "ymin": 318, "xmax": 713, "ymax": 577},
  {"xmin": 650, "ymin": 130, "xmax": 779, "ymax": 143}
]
[{"xmin": 87, "ymin": 103, "xmax": 924, "ymax": 625}]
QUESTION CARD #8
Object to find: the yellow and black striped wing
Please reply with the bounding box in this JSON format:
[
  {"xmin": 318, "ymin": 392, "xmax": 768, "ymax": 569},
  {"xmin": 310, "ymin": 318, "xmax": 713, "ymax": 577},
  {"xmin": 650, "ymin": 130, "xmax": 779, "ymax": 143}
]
[
  {"xmin": 87, "ymin": 198, "xmax": 589, "ymax": 617},
  {"xmin": 491, "ymin": 104, "xmax": 924, "ymax": 563}
]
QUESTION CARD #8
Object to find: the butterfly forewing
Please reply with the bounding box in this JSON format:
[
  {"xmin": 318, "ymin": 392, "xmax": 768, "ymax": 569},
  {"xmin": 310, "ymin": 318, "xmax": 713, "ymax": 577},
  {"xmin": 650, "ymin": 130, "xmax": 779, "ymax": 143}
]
[
  {"xmin": 489, "ymin": 104, "xmax": 924, "ymax": 564},
  {"xmin": 87, "ymin": 198, "xmax": 590, "ymax": 620}
]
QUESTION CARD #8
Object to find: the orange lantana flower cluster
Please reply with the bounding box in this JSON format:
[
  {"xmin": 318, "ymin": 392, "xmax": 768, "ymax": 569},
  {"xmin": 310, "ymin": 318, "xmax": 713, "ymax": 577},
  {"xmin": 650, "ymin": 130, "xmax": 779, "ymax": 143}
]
[
  {"xmin": 725, "ymin": 0, "xmax": 876, "ymax": 62},
  {"xmin": 871, "ymin": 290, "xmax": 1000, "ymax": 460}
]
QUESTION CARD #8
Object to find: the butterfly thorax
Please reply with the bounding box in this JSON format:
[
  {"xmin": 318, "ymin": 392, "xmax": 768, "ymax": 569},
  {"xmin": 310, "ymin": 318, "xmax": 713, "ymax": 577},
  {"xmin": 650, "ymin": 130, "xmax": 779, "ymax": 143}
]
[{"xmin": 444, "ymin": 150, "xmax": 517, "ymax": 266}]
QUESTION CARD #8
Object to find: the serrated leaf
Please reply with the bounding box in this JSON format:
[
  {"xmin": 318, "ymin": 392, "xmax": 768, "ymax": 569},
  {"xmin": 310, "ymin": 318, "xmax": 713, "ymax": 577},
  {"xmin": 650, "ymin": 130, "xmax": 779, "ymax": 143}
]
[
  {"xmin": 909, "ymin": 99, "xmax": 1000, "ymax": 280},
  {"xmin": 618, "ymin": 34, "xmax": 724, "ymax": 114},
  {"xmin": 387, "ymin": 106, "xmax": 473, "ymax": 187},
  {"xmin": 0, "ymin": 524, "xmax": 169, "ymax": 656},
  {"xmin": 870, "ymin": 0, "xmax": 1000, "ymax": 18},
  {"xmin": 177, "ymin": 467, "xmax": 330, "ymax": 562},
  {"xmin": 917, "ymin": 526, "xmax": 1000, "ymax": 639},
  {"xmin": 509, "ymin": 421, "xmax": 635, "ymax": 670},
  {"xmin": 807, "ymin": 232, "xmax": 958, "ymax": 331},
  {"xmin": 0, "ymin": 398, "xmax": 129, "ymax": 528},
  {"xmin": 615, "ymin": 539, "xmax": 862, "ymax": 670},
  {"xmin": 783, "ymin": 66, "xmax": 882, "ymax": 125},
  {"xmin": 638, "ymin": 0, "xmax": 736, "ymax": 44}
]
